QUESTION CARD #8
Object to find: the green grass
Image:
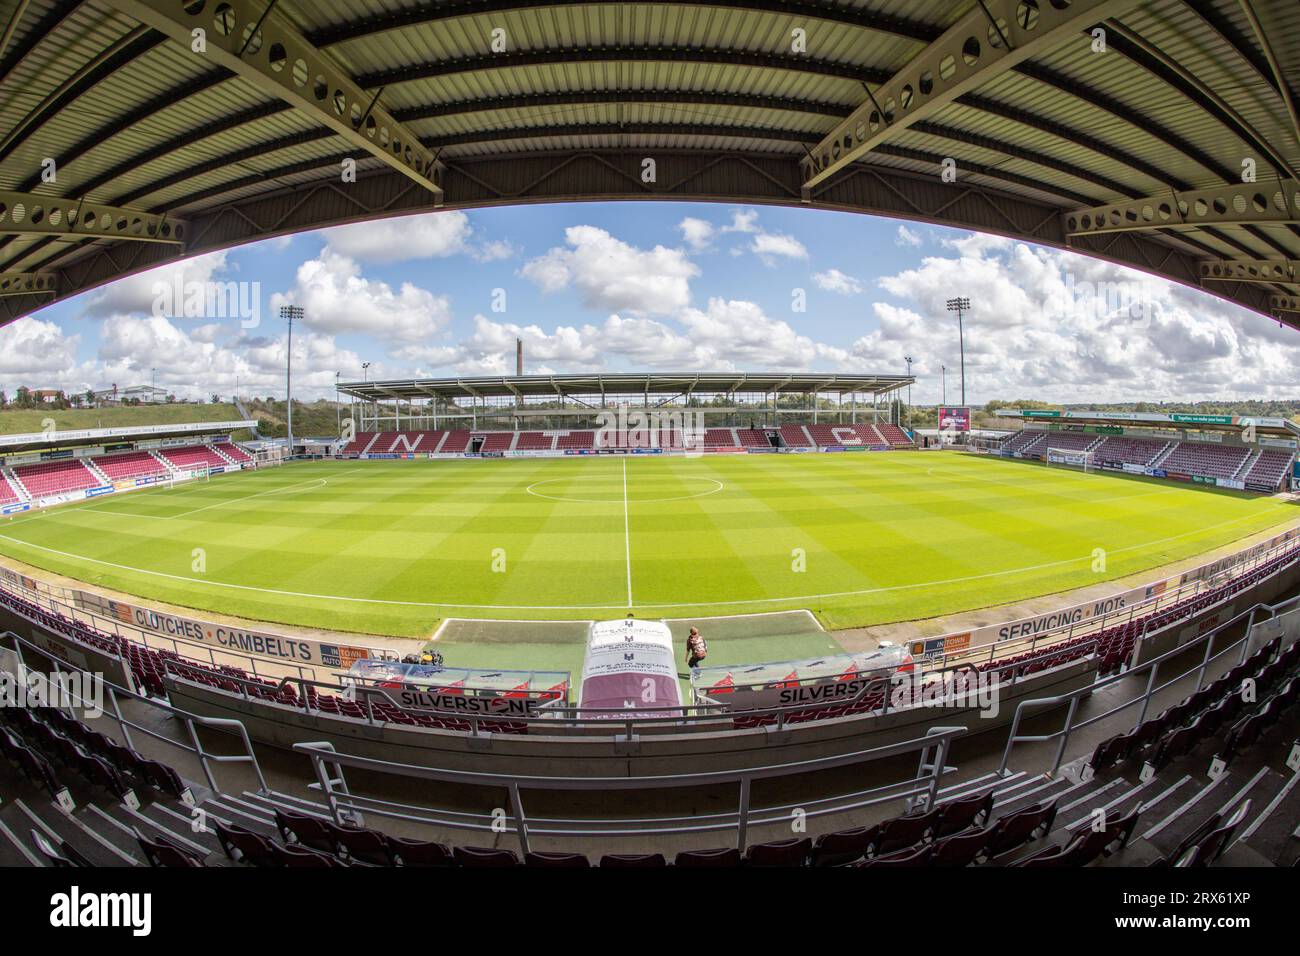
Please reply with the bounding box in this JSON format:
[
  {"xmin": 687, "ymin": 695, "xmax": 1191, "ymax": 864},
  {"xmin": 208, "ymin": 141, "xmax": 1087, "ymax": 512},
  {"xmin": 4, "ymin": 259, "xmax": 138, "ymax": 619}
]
[
  {"xmin": 0, "ymin": 403, "xmax": 246, "ymax": 433},
  {"xmin": 0, "ymin": 455, "xmax": 1294, "ymax": 666}
]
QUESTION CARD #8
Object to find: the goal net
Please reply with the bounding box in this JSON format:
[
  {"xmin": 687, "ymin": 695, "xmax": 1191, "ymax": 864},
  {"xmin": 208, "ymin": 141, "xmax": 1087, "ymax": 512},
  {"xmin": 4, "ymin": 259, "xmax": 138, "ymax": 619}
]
[
  {"xmin": 251, "ymin": 449, "xmax": 285, "ymax": 468},
  {"xmin": 1045, "ymin": 447, "xmax": 1095, "ymax": 472}
]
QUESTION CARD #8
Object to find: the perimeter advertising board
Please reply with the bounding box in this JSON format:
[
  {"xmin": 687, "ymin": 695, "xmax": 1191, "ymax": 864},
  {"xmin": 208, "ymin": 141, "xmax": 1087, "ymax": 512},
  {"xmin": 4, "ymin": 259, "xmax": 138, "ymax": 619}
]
[
  {"xmin": 69, "ymin": 590, "xmax": 382, "ymax": 669},
  {"xmin": 910, "ymin": 526, "xmax": 1300, "ymax": 659}
]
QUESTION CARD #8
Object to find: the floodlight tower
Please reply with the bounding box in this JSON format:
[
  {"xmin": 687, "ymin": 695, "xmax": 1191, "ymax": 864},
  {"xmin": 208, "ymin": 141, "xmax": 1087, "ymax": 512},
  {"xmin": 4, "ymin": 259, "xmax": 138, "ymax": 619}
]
[
  {"xmin": 280, "ymin": 305, "xmax": 304, "ymax": 452},
  {"xmin": 946, "ymin": 297, "xmax": 970, "ymax": 406},
  {"xmin": 904, "ymin": 355, "xmax": 914, "ymax": 429}
]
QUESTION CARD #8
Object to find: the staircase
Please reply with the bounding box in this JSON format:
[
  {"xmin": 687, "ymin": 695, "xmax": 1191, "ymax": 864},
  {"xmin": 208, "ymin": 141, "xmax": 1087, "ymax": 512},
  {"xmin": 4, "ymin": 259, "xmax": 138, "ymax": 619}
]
[
  {"xmin": 148, "ymin": 449, "xmax": 178, "ymax": 476},
  {"xmin": 1236, "ymin": 448, "xmax": 1262, "ymax": 481},
  {"xmin": 83, "ymin": 458, "xmax": 111, "ymax": 486},
  {"xmin": 233, "ymin": 397, "xmax": 262, "ymax": 439},
  {"xmin": 1150, "ymin": 441, "xmax": 1178, "ymax": 469},
  {"xmin": 2, "ymin": 467, "xmax": 31, "ymax": 502}
]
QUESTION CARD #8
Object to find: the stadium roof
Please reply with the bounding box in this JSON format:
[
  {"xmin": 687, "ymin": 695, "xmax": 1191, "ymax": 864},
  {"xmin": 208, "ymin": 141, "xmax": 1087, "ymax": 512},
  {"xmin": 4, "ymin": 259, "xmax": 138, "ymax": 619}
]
[
  {"xmin": 2, "ymin": 2, "xmax": 1300, "ymax": 328},
  {"xmin": 996, "ymin": 408, "xmax": 1300, "ymax": 438},
  {"xmin": 339, "ymin": 371, "xmax": 913, "ymax": 403},
  {"xmin": 0, "ymin": 419, "xmax": 257, "ymax": 452}
]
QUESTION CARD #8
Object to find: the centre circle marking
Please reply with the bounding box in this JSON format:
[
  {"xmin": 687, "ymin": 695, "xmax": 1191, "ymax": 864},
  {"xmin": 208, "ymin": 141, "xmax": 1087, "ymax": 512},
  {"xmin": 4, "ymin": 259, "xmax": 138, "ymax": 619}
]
[{"xmin": 525, "ymin": 474, "xmax": 724, "ymax": 504}]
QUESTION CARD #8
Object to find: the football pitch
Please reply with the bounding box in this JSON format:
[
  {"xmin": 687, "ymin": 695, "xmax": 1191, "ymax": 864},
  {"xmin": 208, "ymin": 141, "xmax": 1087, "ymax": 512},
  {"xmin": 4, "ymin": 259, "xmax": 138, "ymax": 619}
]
[{"xmin": 0, "ymin": 452, "xmax": 1295, "ymax": 668}]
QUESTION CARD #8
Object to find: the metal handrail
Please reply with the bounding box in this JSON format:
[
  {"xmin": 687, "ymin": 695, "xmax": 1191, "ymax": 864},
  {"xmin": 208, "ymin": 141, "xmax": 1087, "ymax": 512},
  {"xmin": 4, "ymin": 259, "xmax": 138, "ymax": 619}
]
[
  {"xmin": 163, "ymin": 543, "xmax": 1300, "ymax": 736},
  {"xmin": 0, "ymin": 575, "xmax": 318, "ymax": 682},
  {"xmin": 997, "ymin": 589, "xmax": 1300, "ymax": 775},
  {"xmin": 293, "ymin": 725, "xmax": 965, "ymax": 854},
  {"xmin": 2, "ymin": 630, "xmax": 268, "ymax": 795}
]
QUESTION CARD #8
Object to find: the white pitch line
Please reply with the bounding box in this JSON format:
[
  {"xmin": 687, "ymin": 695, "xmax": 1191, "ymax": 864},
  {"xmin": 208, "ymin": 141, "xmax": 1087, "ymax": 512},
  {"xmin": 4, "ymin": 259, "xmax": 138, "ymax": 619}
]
[{"xmin": 622, "ymin": 457, "xmax": 633, "ymax": 607}]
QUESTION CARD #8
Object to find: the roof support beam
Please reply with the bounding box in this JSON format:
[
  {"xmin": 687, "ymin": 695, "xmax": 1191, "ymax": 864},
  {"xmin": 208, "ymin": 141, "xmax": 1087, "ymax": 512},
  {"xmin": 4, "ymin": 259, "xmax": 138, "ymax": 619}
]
[
  {"xmin": 102, "ymin": 0, "xmax": 443, "ymax": 199},
  {"xmin": 0, "ymin": 271, "xmax": 56, "ymax": 297},
  {"xmin": 1064, "ymin": 183, "xmax": 1300, "ymax": 235},
  {"xmin": 0, "ymin": 190, "xmax": 186, "ymax": 242},
  {"xmin": 1236, "ymin": 0, "xmax": 1300, "ymax": 152},
  {"xmin": 801, "ymin": 0, "xmax": 1132, "ymax": 189},
  {"xmin": 1199, "ymin": 259, "xmax": 1300, "ymax": 286},
  {"xmin": 1271, "ymin": 294, "xmax": 1300, "ymax": 315},
  {"xmin": 306, "ymin": 0, "xmax": 942, "ymax": 48}
]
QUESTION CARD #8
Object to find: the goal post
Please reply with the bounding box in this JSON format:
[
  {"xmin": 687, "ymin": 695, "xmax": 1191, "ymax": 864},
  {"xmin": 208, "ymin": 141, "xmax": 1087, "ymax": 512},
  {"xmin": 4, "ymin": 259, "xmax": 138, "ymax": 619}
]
[{"xmin": 1045, "ymin": 447, "xmax": 1095, "ymax": 472}]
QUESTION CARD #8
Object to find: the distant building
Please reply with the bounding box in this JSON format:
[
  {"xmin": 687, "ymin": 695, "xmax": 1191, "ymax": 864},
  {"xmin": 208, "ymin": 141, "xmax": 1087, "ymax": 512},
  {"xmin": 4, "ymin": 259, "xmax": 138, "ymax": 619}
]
[
  {"xmin": 31, "ymin": 389, "xmax": 62, "ymax": 404},
  {"xmin": 92, "ymin": 384, "xmax": 169, "ymax": 405}
]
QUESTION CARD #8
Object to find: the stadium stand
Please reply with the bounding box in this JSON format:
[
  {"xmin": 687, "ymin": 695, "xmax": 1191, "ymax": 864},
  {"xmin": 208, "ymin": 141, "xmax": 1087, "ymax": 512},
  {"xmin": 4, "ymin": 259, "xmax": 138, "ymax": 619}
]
[
  {"xmin": 1002, "ymin": 430, "xmax": 1047, "ymax": 455},
  {"xmin": 1244, "ymin": 448, "xmax": 1294, "ymax": 489},
  {"xmin": 439, "ymin": 430, "xmax": 471, "ymax": 453},
  {"xmin": 0, "ymin": 474, "xmax": 23, "ymax": 505},
  {"xmin": 339, "ymin": 431, "xmax": 377, "ymax": 455},
  {"xmin": 1093, "ymin": 436, "xmax": 1170, "ymax": 468},
  {"xmin": 216, "ymin": 443, "xmax": 253, "ymax": 464},
  {"xmin": 736, "ymin": 428, "xmax": 772, "ymax": 448},
  {"xmin": 479, "ymin": 432, "xmax": 514, "ymax": 452},
  {"xmin": 1037, "ymin": 432, "xmax": 1102, "ymax": 454},
  {"xmin": 703, "ymin": 428, "xmax": 739, "ymax": 447},
  {"xmin": 1158, "ymin": 441, "xmax": 1253, "ymax": 480},
  {"xmin": 556, "ymin": 430, "xmax": 594, "ymax": 449},
  {"xmin": 92, "ymin": 450, "xmax": 170, "ymax": 481},
  {"xmin": 157, "ymin": 445, "xmax": 230, "ymax": 472},
  {"xmin": 805, "ymin": 424, "xmax": 887, "ymax": 448},
  {"xmin": 11, "ymin": 459, "xmax": 101, "ymax": 497},
  {"xmin": 878, "ymin": 424, "xmax": 915, "ymax": 448},
  {"xmin": 515, "ymin": 432, "xmax": 556, "ymax": 451},
  {"xmin": 779, "ymin": 425, "xmax": 813, "ymax": 447}
]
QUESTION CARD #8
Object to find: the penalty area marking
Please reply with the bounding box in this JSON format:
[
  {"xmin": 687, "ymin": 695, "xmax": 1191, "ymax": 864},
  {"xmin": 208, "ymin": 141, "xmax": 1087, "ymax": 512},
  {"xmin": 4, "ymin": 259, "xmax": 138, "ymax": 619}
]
[
  {"xmin": 77, "ymin": 477, "xmax": 330, "ymax": 521},
  {"xmin": 0, "ymin": 510, "xmax": 1290, "ymax": 613}
]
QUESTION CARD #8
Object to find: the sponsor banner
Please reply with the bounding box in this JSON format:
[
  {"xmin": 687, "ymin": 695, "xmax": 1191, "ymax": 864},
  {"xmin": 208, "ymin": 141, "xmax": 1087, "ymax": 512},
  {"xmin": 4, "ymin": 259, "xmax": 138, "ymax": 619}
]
[
  {"xmin": 693, "ymin": 646, "xmax": 911, "ymax": 712},
  {"xmin": 356, "ymin": 685, "xmax": 544, "ymax": 717},
  {"xmin": 362, "ymin": 453, "xmax": 397, "ymax": 460},
  {"xmin": 745, "ymin": 447, "xmax": 778, "ymax": 454},
  {"xmin": 922, "ymin": 527, "xmax": 1300, "ymax": 658},
  {"xmin": 1218, "ymin": 478, "xmax": 1245, "ymax": 491},
  {"xmin": 707, "ymin": 446, "xmax": 744, "ymax": 454},
  {"xmin": 1171, "ymin": 414, "xmax": 1235, "ymax": 425},
  {"xmin": 37, "ymin": 493, "xmax": 75, "ymax": 508},
  {"xmin": 938, "ymin": 407, "xmax": 972, "ymax": 432},
  {"xmin": 69, "ymin": 590, "xmax": 381, "ymax": 669},
  {"xmin": 2, "ymin": 503, "xmax": 29, "ymax": 516},
  {"xmin": 1021, "ymin": 410, "xmax": 1062, "ymax": 418},
  {"xmin": 1247, "ymin": 480, "xmax": 1279, "ymax": 493},
  {"xmin": 1122, "ymin": 463, "xmax": 1145, "ymax": 475},
  {"xmin": 1147, "ymin": 468, "xmax": 1167, "ymax": 478},
  {"xmin": 85, "ymin": 485, "xmax": 114, "ymax": 498}
]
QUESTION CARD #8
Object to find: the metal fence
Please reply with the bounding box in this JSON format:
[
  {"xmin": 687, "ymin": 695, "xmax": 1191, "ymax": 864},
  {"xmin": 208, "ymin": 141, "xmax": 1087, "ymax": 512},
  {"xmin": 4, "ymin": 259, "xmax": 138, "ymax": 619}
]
[{"xmin": 997, "ymin": 591, "xmax": 1299, "ymax": 776}]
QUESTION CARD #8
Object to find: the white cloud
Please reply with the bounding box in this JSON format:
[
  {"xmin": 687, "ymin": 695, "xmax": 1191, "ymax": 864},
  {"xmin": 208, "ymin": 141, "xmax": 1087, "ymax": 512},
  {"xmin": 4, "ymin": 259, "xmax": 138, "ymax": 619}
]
[
  {"xmin": 0, "ymin": 318, "xmax": 82, "ymax": 393},
  {"xmin": 856, "ymin": 232, "xmax": 1300, "ymax": 403},
  {"xmin": 520, "ymin": 225, "xmax": 699, "ymax": 316},
  {"xmin": 319, "ymin": 211, "xmax": 512, "ymax": 264},
  {"xmin": 272, "ymin": 249, "xmax": 452, "ymax": 344},
  {"xmin": 678, "ymin": 217, "xmax": 715, "ymax": 252},
  {"xmin": 895, "ymin": 225, "xmax": 923, "ymax": 247},
  {"xmin": 81, "ymin": 251, "xmax": 233, "ymax": 319},
  {"xmin": 813, "ymin": 268, "xmax": 865, "ymax": 295},
  {"xmin": 751, "ymin": 232, "xmax": 808, "ymax": 264}
]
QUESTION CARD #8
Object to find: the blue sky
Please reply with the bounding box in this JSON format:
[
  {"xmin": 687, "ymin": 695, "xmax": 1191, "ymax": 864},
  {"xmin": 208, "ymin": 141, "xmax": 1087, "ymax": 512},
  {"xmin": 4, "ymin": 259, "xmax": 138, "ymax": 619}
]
[{"xmin": 4, "ymin": 201, "xmax": 1297, "ymax": 406}]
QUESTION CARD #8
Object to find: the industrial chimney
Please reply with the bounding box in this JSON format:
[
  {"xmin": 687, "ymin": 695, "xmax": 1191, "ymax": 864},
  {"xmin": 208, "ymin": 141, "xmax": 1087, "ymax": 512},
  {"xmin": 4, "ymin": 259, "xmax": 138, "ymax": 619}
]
[{"xmin": 516, "ymin": 337, "xmax": 523, "ymax": 376}]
